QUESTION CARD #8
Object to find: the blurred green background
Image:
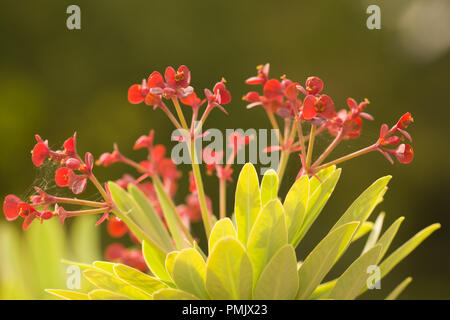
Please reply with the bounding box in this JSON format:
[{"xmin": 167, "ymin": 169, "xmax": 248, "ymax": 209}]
[{"xmin": 0, "ymin": 0, "xmax": 449, "ymax": 299}]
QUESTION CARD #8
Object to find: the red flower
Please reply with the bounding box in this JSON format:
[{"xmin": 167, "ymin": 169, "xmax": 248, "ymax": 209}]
[
  {"xmin": 305, "ymin": 76, "xmax": 324, "ymax": 95},
  {"xmin": 63, "ymin": 136, "xmax": 76, "ymax": 155},
  {"xmin": 3, "ymin": 194, "xmax": 23, "ymax": 221},
  {"xmin": 105, "ymin": 243, "xmax": 126, "ymax": 261},
  {"xmin": 180, "ymin": 92, "xmax": 206, "ymax": 110},
  {"xmin": 228, "ymin": 132, "xmax": 253, "ymax": 151},
  {"xmin": 107, "ymin": 216, "xmax": 128, "ymax": 238},
  {"xmin": 263, "ymin": 79, "xmax": 284, "ymax": 102},
  {"xmin": 391, "ymin": 144, "xmax": 414, "ymax": 164},
  {"xmin": 55, "ymin": 167, "xmax": 72, "ymax": 187},
  {"xmin": 302, "ymin": 94, "xmax": 336, "ymax": 120},
  {"xmin": 67, "ymin": 174, "xmax": 88, "ymax": 195},
  {"xmin": 158, "ymin": 158, "xmax": 181, "ymax": 181},
  {"xmin": 32, "ymin": 140, "xmax": 50, "ymax": 167},
  {"xmin": 97, "ymin": 149, "xmax": 123, "ymax": 167},
  {"xmin": 245, "ymin": 63, "xmax": 270, "ymax": 85},
  {"xmin": 205, "ymin": 79, "xmax": 231, "ymax": 109},
  {"xmin": 128, "ymin": 79, "xmax": 150, "ymax": 104},
  {"xmin": 134, "ymin": 130, "xmax": 154, "ymax": 150},
  {"xmin": 396, "ymin": 112, "xmax": 414, "ymax": 130},
  {"xmin": 165, "ymin": 65, "xmax": 191, "ymax": 89}
]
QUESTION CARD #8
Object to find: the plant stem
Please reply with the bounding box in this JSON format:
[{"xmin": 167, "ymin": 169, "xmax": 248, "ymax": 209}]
[
  {"xmin": 312, "ymin": 129, "xmax": 344, "ymax": 168},
  {"xmin": 159, "ymin": 102, "xmax": 183, "ymax": 129},
  {"xmin": 89, "ymin": 175, "xmax": 109, "ymax": 202},
  {"xmin": 296, "ymin": 118, "xmax": 307, "ymax": 163},
  {"xmin": 313, "ymin": 144, "xmax": 377, "ymax": 172},
  {"xmin": 277, "ymin": 151, "xmax": 290, "ymax": 183},
  {"xmin": 190, "ymin": 138, "xmax": 213, "ymax": 238},
  {"xmin": 266, "ymin": 109, "xmax": 283, "ymax": 143},
  {"xmin": 219, "ymin": 178, "xmax": 226, "ymax": 220},
  {"xmin": 172, "ymin": 98, "xmax": 189, "ymax": 130},
  {"xmin": 53, "ymin": 197, "xmax": 106, "ymax": 208},
  {"xmin": 305, "ymin": 124, "xmax": 317, "ymax": 170},
  {"xmin": 66, "ymin": 207, "xmax": 108, "ymax": 217}
]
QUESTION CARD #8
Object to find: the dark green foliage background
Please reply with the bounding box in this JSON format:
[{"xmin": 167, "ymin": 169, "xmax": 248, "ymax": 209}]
[{"xmin": 0, "ymin": 0, "xmax": 448, "ymax": 299}]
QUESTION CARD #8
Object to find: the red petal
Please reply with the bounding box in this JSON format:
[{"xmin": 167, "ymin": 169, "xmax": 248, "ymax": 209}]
[
  {"xmin": 32, "ymin": 142, "xmax": 50, "ymax": 167},
  {"xmin": 128, "ymin": 84, "xmax": 144, "ymax": 104},
  {"xmin": 22, "ymin": 214, "xmax": 36, "ymax": 230},
  {"xmin": 55, "ymin": 167, "xmax": 72, "ymax": 187},
  {"xmin": 3, "ymin": 195, "xmax": 22, "ymax": 221},
  {"xmin": 346, "ymin": 97, "xmax": 358, "ymax": 111},
  {"xmin": 68, "ymin": 174, "xmax": 87, "ymax": 194},
  {"xmin": 164, "ymin": 66, "xmax": 177, "ymax": 88},
  {"xmin": 214, "ymin": 82, "xmax": 231, "ymax": 105},
  {"xmin": 105, "ymin": 243, "xmax": 126, "ymax": 261},
  {"xmin": 320, "ymin": 95, "xmax": 336, "ymax": 119},
  {"xmin": 107, "ymin": 217, "xmax": 128, "ymax": 238},
  {"xmin": 263, "ymin": 79, "xmax": 283, "ymax": 102},
  {"xmin": 302, "ymin": 95, "xmax": 318, "ymax": 120},
  {"xmin": 63, "ymin": 137, "xmax": 75, "ymax": 153},
  {"xmin": 177, "ymin": 65, "xmax": 191, "ymax": 88},
  {"xmin": 305, "ymin": 76, "xmax": 323, "ymax": 95},
  {"xmin": 147, "ymin": 71, "xmax": 165, "ymax": 89},
  {"xmin": 144, "ymin": 93, "xmax": 161, "ymax": 106},
  {"xmin": 285, "ymin": 82, "xmax": 299, "ymax": 100},
  {"xmin": 245, "ymin": 76, "xmax": 265, "ymax": 85}
]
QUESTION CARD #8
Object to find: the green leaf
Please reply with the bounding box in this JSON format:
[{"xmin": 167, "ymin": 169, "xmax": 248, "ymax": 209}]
[
  {"xmin": 283, "ymin": 175, "xmax": 309, "ymax": 244},
  {"xmin": 253, "ymin": 244, "xmax": 298, "ymax": 300},
  {"xmin": 153, "ymin": 288, "xmax": 199, "ymax": 300},
  {"xmin": 165, "ymin": 251, "xmax": 180, "ymax": 281},
  {"xmin": 172, "ymin": 248, "xmax": 209, "ymax": 299},
  {"xmin": 379, "ymin": 224, "xmax": 440, "ymax": 280},
  {"xmin": 329, "ymin": 245, "xmax": 382, "ymax": 300},
  {"xmin": 205, "ymin": 236, "xmax": 253, "ymax": 300},
  {"xmin": 352, "ymin": 221, "xmax": 374, "ymax": 242},
  {"xmin": 362, "ymin": 212, "xmax": 385, "ymax": 254},
  {"xmin": 309, "ymin": 165, "xmax": 336, "ymax": 195},
  {"xmin": 83, "ymin": 269, "xmax": 152, "ymax": 300},
  {"xmin": 385, "ymin": 277, "xmax": 412, "ymax": 300},
  {"xmin": 142, "ymin": 240, "xmax": 171, "ymax": 282},
  {"xmin": 113, "ymin": 263, "xmax": 167, "ymax": 295},
  {"xmin": 93, "ymin": 261, "xmax": 115, "ymax": 274},
  {"xmin": 209, "ymin": 218, "xmax": 237, "ymax": 253},
  {"xmin": 375, "ymin": 217, "xmax": 404, "ymax": 262},
  {"xmin": 108, "ymin": 182, "xmax": 166, "ymax": 252},
  {"xmin": 128, "ymin": 184, "xmax": 174, "ymax": 252},
  {"xmin": 152, "ymin": 177, "xmax": 185, "ymax": 250},
  {"xmin": 247, "ymin": 199, "xmax": 288, "ymax": 284},
  {"xmin": 260, "ymin": 169, "xmax": 279, "ymax": 207},
  {"xmin": 330, "ymin": 176, "xmax": 391, "ymax": 233},
  {"xmin": 88, "ymin": 289, "xmax": 130, "ymax": 300},
  {"xmin": 293, "ymin": 169, "xmax": 341, "ymax": 247},
  {"xmin": 297, "ymin": 222, "xmax": 359, "ymax": 300},
  {"xmin": 309, "ymin": 279, "xmax": 337, "ymax": 300},
  {"xmin": 235, "ymin": 163, "xmax": 262, "ymax": 245},
  {"xmin": 45, "ymin": 289, "xmax": 88, "ymax": 300}
]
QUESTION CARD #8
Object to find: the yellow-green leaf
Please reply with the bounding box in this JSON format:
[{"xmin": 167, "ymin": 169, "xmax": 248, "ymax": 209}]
[
  {"xmin": 83, "ymin": 269, "xmax": 151, "ymax": 300},
  {"xmin": 297, "ymin": 222, "xmax": 359, "ymax": 299},
  {"xmin": 172, "ymin": 248, "xmax": 209, "ymax": 299},
  {"xmin": 46, "ymin": 289, "xmax": 88, "ymax": 300},
  {"xmin": 153, "ymin": 288, "xmax": 199, "ymax": 300},
  {"xmin": 294, "ymin": 168, "xmax": 341, "ymax": 247},
  {"xmin": 253, "ymin": 244, "xmax": 298, "ymax": 300},
  {"xmin": 142, "ymin": 240, "xmax": 171, "ymax": 282},
  {"xmin": 329, "ymin": 245, "xmax": 382, "ymax": 300},
  {"xmin": 284, "ymin": 175, "xmax": 309, "ymax": 244},
  {"xmin": 128, "ymin": 184, "xmax": 174, "ymax": 252},
  {"xmin": 330, "ymin": 176, "xmax": 391, "ymax": 233},
  {"xmin": 113, "ymin": 263, "xmax": 167, "ymax": 295},
  {"xmin": 362, "ymin": 212, "xmax": 385, "ymax": 254},
  {"xmin": 247, "ymin": 199, "xmax": 288, "ymax": 284},
  {"xmin": 93, "ymin": 261, "xmax": 115, "ymax": 274},
  {"xmin": 375, "ymin": 216, "xmax": 404, "ymax": 262},
  {"xmin": 260, "ymin": 169, "xmax": 279, "ymax": 207},
  {"xmin": 205, "ymin": 237, "xmax": 253, "ymax": 300},
  {"xmin": 235, "ymin": 163, "xmax": 262, "ymax": 245},
  {"xmin": 88, "ymin": 289, "xmax": 130, "ymax": 300},
  {"xmin": 165, "ymin": 251, "xmax": 180, "ymax": 281},
  {"xmin": 209, "ymin": 218, "xmax": 237, "ymax": 253},
  {"xmin": 352, "ymin": 221, "xmax": 374, "ymax": 242},
  {"xmin": 385, "ymin": 277, "xmax": 412, "ymax": 300}
]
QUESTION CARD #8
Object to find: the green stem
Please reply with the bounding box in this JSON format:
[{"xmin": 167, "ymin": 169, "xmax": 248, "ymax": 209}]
[
  {"xmin": 172, "ymin": 98, "xmax": 189, "ymax": 130},
  {"xmin": 219, "ymin": 178, "xmax": 226, "ymax": 220},
  {"xmin": 312, "ymin": 129, "xmax": 344, "ymax": 168},
  {"xmin": 53, "ymin": 197, "xmax": 106, "ymax": 208},
  {"xmin": 295, "ymin": 118, "xmax": 307, "ymax": 163},
  {"xmin": 305, "ymin": 124, "xmax": 316, "ymax": 170},
  {"xmin": 266, "ymin": 109, "xmax": 283, "ymax": 143},
  {"xmin": 66, "ymin": 207, "xmax": 108, "ymax": 217},
  {"xmin": 89, "ymin": 175, "xmax": 109, "ymax": 202},
  {"xmin": 312, "ymin": 144, "xmax": 377, "ymax": 172},
  {"xmin": 190, "ymin": 138, "xmax": 212, "ymax": 238}
]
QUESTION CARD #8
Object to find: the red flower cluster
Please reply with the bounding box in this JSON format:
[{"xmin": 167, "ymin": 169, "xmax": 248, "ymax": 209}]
[
  {"xmin": 376, "ymin": 113, "xmax": 414, "ymax": 164},
  {"xmin": 105, "ymin": 243, "xmax": 147, "ymax": 272},
  {"xmin": 3, "ymin": 194, "xmax": 53, "ymax": 230}
]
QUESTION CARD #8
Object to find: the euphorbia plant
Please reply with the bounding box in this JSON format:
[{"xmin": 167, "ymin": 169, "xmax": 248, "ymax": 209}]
[{"xmin": 2, "ymin": 64, "xmax": 439, "ymax": 300}]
